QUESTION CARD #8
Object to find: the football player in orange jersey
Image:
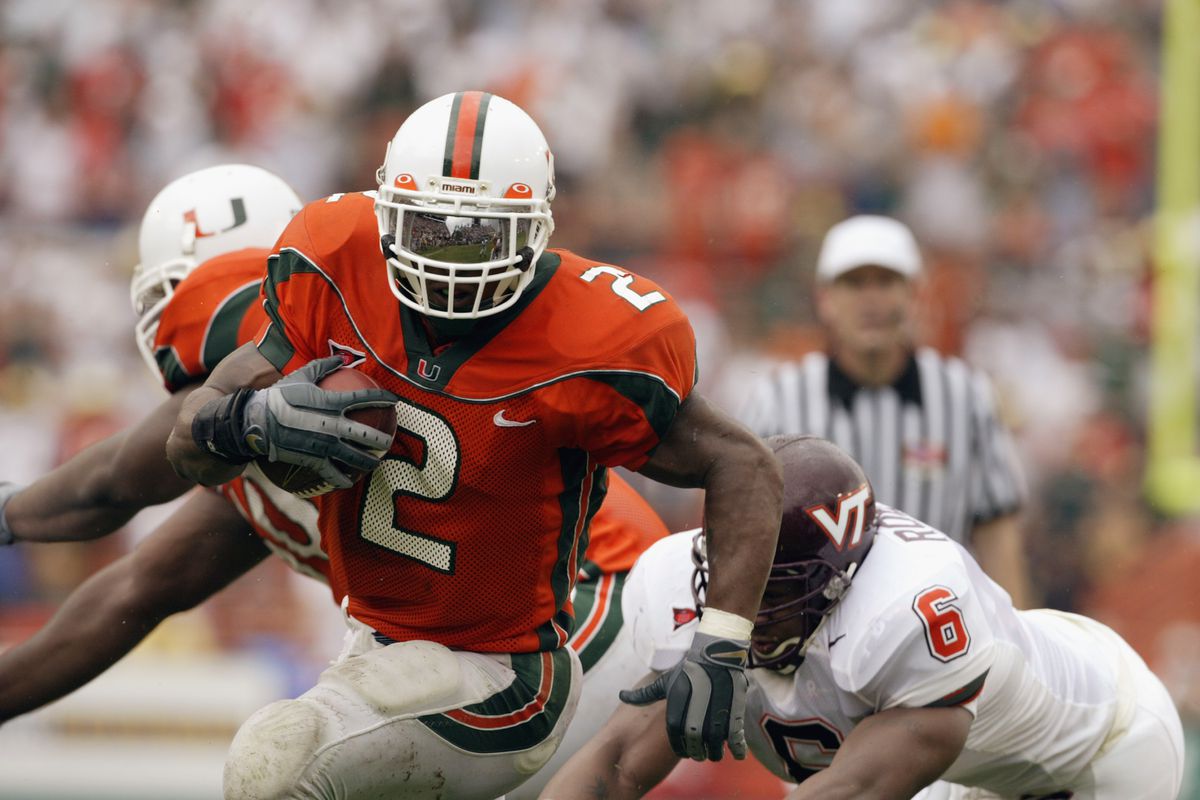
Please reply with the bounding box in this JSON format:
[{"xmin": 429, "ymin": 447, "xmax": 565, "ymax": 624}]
[
  {"xmin": 0, "ymin": 158, "xmax": 672, "ymax": 764},
  {"xmin": 168, "ymin": 91, "xmax": 783, "ymax": 799}
]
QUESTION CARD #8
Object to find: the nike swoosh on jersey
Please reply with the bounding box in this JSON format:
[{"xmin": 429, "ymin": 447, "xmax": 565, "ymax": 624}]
[
  {"xmin": 493, "ymin": 410, "xmax": 537, "ymax": 428},
  {"xmin": 828, "ymin": 634, "xmax": 847, "ymax": 648}
]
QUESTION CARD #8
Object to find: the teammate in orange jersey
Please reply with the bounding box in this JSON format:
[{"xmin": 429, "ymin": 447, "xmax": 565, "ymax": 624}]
[
  {"xmin": 0, "ymin": 164, "xmax": 301, "ymax": 551},
  {"xmin": 0, "ymin": 164, "xmax": 316, "ymax": 721},
  {"xmin": 168, "ymin": 91, "xmax": 783, "ymax": 799}
]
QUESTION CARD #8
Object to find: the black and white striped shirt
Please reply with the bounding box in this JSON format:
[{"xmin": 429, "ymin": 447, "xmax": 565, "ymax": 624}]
[{"xmin": 736, "ymin": 347, "xmax": 1023, "ymax": 544}]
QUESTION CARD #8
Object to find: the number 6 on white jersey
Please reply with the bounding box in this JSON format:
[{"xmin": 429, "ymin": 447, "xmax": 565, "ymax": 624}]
[{"xmin": 912, "ymin": 585, "xmax": 971, "ymax": 662}]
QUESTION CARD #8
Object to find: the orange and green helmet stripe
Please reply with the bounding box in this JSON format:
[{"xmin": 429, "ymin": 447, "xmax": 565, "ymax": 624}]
[{"xmin": 442, "ymin": 91, "xmax": 494, "ymax": 180}]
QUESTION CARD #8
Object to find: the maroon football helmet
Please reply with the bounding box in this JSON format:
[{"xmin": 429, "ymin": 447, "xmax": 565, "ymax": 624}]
[{"xmin": 692, "ymin": 435, "xmax": 877, "ymax": 672}]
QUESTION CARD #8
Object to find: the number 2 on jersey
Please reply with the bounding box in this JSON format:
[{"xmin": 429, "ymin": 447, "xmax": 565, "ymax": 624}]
[
  {"xmin": 360, "ymin": 399, "xmax": 460, "ymax": 574},
  {"xmin": 912, "ymin": 585, "xmax": 971, "ymax": 661},
  {"xmin": 579, "ymin": 265, "xmax": 666, "ymax": 311}
]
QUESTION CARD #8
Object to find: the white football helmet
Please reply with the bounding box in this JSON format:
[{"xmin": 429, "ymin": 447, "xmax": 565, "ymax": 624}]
[
  {"xmin": 131, "ymin": 164, "xmax": 302, "ymax": 376},
  {"xmin": 375, "ymin": 91, "xmax": 555, "ymax": 321}
]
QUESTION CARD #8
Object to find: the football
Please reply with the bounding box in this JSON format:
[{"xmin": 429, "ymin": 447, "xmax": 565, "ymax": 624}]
[{"xmin": 255, "ymin": 367, "xmax": 398, "ymax": 498}]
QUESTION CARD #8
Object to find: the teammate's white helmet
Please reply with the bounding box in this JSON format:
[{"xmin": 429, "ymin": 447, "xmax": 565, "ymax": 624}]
[
  {"xmin": 375, "ymin": 91, "xmax": 555, "ymax": 321},
  {"xmin": 131, "ymin": 164, "xmax": 302, "ymax": 376}
]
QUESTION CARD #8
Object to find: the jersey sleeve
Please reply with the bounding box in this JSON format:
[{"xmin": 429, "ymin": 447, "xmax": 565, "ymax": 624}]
[
  {"xmin": 153, "ymin": 292, "xmax": 210, "ymax": 391},
  {"xmin": 621, "ymin": 532, "xmax": 703, "ymax": 673},
  {"xmin": 831, "ymin": 563, "xmax": 996, "ymax": 716},
  {"xmin": 966, "ymin": 368, "xmax": 1025, "ymax": 526},
  {"xmin": 153, "ymin": 251, "xmax": 266, "ymax": 392},
  {"xmin": 255, "ymin": 205, "xmax": 333, "ymax": 373},
  {"xmin": 545, "ymin": 311, "xmax": 697, "ymax": 470}
]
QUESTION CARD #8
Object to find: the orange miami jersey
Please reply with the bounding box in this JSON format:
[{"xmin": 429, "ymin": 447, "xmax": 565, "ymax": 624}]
[
  {"xmin": 256, "ymin": 192, "xmax": 697, "ymax": 654},
  {"xmin": 152, "ymin": 248, "xmax": 331, "ymax": 583},
  {"xmin": 153, "ymin": 244, "xmax": 670, "ymax": 616}
]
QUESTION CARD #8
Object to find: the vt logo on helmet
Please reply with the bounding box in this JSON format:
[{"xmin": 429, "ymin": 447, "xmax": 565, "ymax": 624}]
[
  {"xmin": 374, "ymin": 91, "xmax": 556, "ymax": 325},
  {"xmin": 805, "ymin": 483, "xmax": 873, "ymax": 551}
]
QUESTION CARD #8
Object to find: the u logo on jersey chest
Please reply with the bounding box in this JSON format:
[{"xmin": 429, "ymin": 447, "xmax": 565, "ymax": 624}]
[{"xmin": 417, "ymin": 358, "xmax": 441, "ymax": 381}]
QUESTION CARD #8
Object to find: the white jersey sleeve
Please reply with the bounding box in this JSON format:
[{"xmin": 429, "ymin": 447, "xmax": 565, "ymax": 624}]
[
  {"xmin": 828, "ymin": 510, "xmax": 996, "ymax": 714},
  {"xmin": 621, "ymin": 531, "xmax": 703, "ymax": 673}
]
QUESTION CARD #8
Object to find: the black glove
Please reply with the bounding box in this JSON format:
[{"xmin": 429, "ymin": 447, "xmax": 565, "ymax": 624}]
[
  {"xmin": 619, "ymin": 629, "xmax": 750, "ymax": 761},
  {"xmin": 193, "ymin": 356, "xmax": 398, "ymax": 489},
  {"xmin": 0, "ymin": 482, "xmax": 22, "ymax": 546}
]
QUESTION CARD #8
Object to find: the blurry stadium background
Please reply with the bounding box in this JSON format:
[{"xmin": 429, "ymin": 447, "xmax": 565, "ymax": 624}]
[{"xmin": 0, "ymin": 0, "xmax": 1197, "ymax": 797}]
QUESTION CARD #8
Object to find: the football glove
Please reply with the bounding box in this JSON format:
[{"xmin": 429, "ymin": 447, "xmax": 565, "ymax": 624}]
[
  {"xmin": 0, "ymin": 483, "xmax": 21, "ymax": 546},
  {"xmin": 619, "ymin": 629, "xmax": 750, "ymax": 761},
  {"xmin": 192, "ymin": 356, "xmax": 398, "ymax": 489}
]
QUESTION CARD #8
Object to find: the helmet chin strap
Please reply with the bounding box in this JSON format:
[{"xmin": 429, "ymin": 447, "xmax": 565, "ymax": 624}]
[
  {"xmin": 751, "ymin": 619, "xmax": 826, "ymax": 674},
  {"xmin": 755, "ymin": 635, "xmax": 802, "ymax": 663}
]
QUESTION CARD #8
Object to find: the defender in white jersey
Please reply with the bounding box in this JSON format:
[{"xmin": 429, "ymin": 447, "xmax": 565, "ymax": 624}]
[{"xmin": 542, "ymin": 436, "xmax": 1184, "ymax": 800}]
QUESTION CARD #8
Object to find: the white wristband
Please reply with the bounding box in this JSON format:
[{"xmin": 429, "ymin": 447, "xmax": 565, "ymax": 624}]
[{"xmin": 697, "ymin": 607, "xmax": 754, "ymax": 640}]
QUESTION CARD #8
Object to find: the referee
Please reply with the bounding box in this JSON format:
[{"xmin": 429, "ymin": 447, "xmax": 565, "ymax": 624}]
[{"xmin": 739, "ymin": 215, "xmax": 1033, "ymax": 607}]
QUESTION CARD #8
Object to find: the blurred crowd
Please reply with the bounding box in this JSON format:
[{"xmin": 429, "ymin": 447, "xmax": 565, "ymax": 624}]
[{"xmin": 1, "ymin": 0, "xmax": 1196, "ymax": 731}]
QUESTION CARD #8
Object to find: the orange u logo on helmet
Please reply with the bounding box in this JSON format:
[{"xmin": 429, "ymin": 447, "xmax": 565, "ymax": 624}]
[
  {"xmin": 181, "ymin": 198, "xmax": 248, "ymax": 240},
  {"xmin": 393, "ymin": 173, "xmax": 418, "ymax": 191}
]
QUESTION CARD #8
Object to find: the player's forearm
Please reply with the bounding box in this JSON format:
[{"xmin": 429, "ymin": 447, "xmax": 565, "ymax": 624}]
[
  {"xmin": 540, "ymin": 743, "xmax": 661, "ymax": 800},
  {"xmin": 8, "ymin": 497, "xmax": 137, "ymax": 543},
  {"xmin": 700, "ymin": 436, "xmax": 782, "ymax": 619},
  {"xmin": 539, "ymin": 751, "xmax": 630, "ymax": 800},
  {"xmin": 787, "ymin": 707, "xmax": 969, "ymax": 800},
  {"xmin": 9, "ymin": 459, "xmax": 183, "ymax": 544},
  {"xmin": 786, "ymin": 756, "xmax": 946, "ymax": 800},
  {"xmin": 542, "ymin": 696, "xmax": 679, "ymax": 800},
  {"xmin": 9, "ymin": 395, "xmax": 197, "ymax": 542},
  {"xmin": 784, "ymin": 753, "xmax": 937, "ymax": 800},
  {"xmin": 785, "ymin": 770, "xmax": 892, "ymax": 800},
  {"xmin": 787, "ymin": 753, "xmax": 936, "ymax": 800},
  {"xmin": 638, "ymin": 394, "xmax": 782, "ymax": 620},
  {"xmin": 0, "ymin": 560, "xmax": 165, "ymax": 722},
  {"xmin": 6, "ymin": 435, "xmax": 135, "ymax": 542},
  {"xmin": 0, "ymin": 495, "xmax": 267, "ymax": 723}
]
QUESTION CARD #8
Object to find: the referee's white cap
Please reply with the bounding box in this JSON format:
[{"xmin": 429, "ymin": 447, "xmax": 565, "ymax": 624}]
[{"xmin": 816, "ymin": 215, "xmax": 922, "ymax": 283}]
